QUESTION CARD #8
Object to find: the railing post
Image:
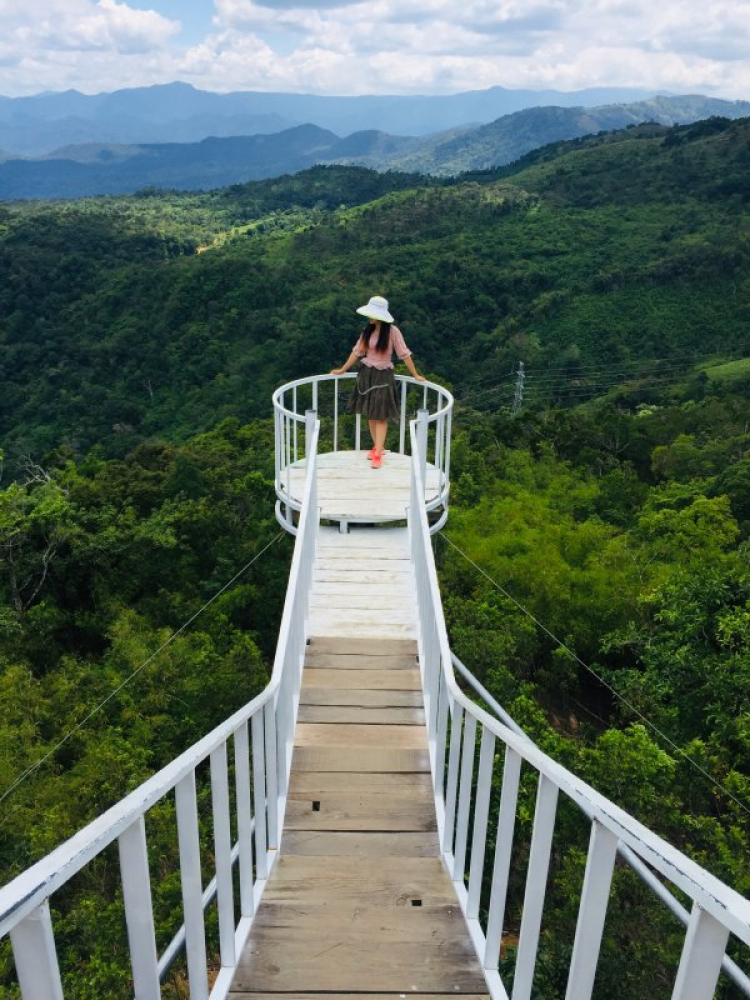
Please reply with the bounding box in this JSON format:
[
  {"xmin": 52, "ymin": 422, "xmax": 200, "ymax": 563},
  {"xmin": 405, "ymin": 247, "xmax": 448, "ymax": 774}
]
[
  {"xmin": 399, "ymin": 378, "xmax": 407, "ymax": 454},
  {"xmin": 118, "ymin": 816, "xmax": 161, "ymax": 1000},
  {"xmin": 252, "ymin": 711, "xmax": 268, "ymax": 879},
  {"xmin": 417, "ymin": 408, "xmax": 429, "ymax": 502},
  {"xmin": 234, "ymin": 722, "xmax": 255, "ymax": 918},
  {"xmin": 10, "ymin": 902, "xmax": 64, "ymax": 1000},
  {"xmin": 671, "ymin": 903, "xmax": 731, "ymax": 1000},
  {"xmin": 210, "ymin": 743, "xmax": 236, "ymax": 969},
  {"xmin": 444, "ymin": 408, "xmax": 452, "ymax": 492},
  {"xmin": 467, "ymin": 726, "xmax": 496, "ymax": 918},
  {"xmin": 484, "ymin": 746, "xmax": 522, "ymax": 970},
  {"xmin": 333, "ymin": 378, "xmax": 339, "ymax": 452},
  {"xmin": 305, "ymin": 409, "xmax": 316, "ymax": 462},
  {"xmin": 443, "ymin": 701, "xmax": 464, "ymax": 852},
  {"xmin": 175, "ymin": 772, "xmax": 209, "ymax": 1000},
  {"xmin": 264, "ymin": 701, "xmax": 279, "ymax": 849},
  {"xmin": 564, "ymin": 820, "xmax": 618, "ymax": 1000},
  {"xmin": 512, "ymin": 774, "xmax": 559, "ymax": 1000},
  {"xmin": 293, "ymin": 387, "xmax": 298, "ymax": 463},
  {"xmin": 434, "ymin": 668, "xmax": 450, "ymax": 799},
  {"xmin": 453, "ymin": 714, "xmax": 477, "ymax": 882}
]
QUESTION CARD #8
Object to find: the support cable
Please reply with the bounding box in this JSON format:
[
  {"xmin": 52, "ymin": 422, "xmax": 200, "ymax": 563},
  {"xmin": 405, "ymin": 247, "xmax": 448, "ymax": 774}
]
[
  {"xmin": 440, "ymin": 533, "xmax": 750, "ymax": 818},
  {"xmin": 0, "ymin": 531, "xmax": 285, "ymax": 809}
]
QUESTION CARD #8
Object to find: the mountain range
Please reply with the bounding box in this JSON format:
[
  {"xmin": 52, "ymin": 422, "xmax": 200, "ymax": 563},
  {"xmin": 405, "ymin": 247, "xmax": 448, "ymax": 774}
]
[
  {"xmin": 1, "ymin": 94, "xmax": 748, "ymax": 200},
  {"xmin": 0, "ymin": 81, "xmax": 660, "ymax": 157}
]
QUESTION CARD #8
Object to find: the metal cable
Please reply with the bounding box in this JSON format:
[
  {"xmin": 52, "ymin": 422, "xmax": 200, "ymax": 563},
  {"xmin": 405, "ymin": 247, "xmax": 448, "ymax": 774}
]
[
  {"xmin": 440, "ymin": 533, "xmax": 750, "ymax": 818},
  {"xmin": 0, "ymin": 531, "xmax": 285, "ymax": 809}
]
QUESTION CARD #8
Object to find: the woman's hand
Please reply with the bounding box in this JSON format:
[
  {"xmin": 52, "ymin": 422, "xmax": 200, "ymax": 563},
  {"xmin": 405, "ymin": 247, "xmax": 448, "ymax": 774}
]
[
  {"xmin": 330, "ymin": 368, "xmax": 344, "ymax": 375},
  {"xmin": 414, "ymin": 374, "xmax": 426, "ymax": 381}
]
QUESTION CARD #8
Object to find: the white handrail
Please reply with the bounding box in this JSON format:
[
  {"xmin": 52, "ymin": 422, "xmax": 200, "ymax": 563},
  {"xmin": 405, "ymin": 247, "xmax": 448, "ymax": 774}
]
[
  {"xmin": 407, "ymin": 420, "xmax": 750, "ymax": 1000},
  {"xmin": 273, "ymin": 373, "xmax": 453, "ymax": 533},
  {"xmin": 0, "ymin": 420, "xmax": 322, "ymax": 1000},
  {"xmin": 450, "ymin": 652, "xmax": 750, "ymax": 996}
]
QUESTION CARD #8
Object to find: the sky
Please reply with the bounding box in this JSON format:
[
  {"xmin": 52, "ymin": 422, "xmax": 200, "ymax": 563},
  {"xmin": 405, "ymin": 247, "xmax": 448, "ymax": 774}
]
[{"xmin": 0, "ymin": 0, "xmax": 748, "ymax": 99}]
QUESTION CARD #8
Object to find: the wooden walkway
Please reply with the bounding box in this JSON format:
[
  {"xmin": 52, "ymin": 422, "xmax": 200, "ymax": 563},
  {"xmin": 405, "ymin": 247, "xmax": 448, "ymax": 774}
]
[
  {"xmin": 282, "ymin": 451, "xmax": 442, "ymax": 524},
  {"xmin": 228, "ymin": 527, "xmax": 489, "ymax": 999}
]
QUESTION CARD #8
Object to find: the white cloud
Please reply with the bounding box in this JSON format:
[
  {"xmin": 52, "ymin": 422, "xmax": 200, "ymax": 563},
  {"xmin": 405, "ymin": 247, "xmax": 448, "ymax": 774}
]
[
  {"xmin": 0, "ymin": 0, "xmax": 748, "ymax": 97},
  {"xmin": 0, "ymin": 0, "xmax": 181, "ymax": 93}
]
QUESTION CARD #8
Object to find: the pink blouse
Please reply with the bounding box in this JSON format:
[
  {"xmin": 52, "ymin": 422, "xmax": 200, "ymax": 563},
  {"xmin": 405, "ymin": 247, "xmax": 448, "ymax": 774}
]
[{"xmin": 353, "ymin": 325, "xmax": 412, "ymax": 370}]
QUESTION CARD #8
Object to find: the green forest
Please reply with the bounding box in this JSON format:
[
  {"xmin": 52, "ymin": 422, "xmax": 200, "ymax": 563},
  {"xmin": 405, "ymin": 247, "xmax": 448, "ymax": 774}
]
[{"xmin": 0, "ymin": 116, "xmax": 749, "ymax": 998}]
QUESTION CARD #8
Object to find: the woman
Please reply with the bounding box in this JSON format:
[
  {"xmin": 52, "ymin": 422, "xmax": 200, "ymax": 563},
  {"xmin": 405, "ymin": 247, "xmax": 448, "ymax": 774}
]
[{"xmin": 331, "ymin": 295, "xmax": 425, "ymax": 468}]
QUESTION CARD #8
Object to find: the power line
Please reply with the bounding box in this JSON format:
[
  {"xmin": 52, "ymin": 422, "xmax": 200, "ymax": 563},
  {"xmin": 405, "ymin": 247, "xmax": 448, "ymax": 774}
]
[
  {"xmin": 456, "ymin": 345, "xmax": 750, "ymax": 395},
  {"xmin": 440, "ymin": 533, "xmax": 750, "ymax": 819},
  {"xmin": 459, "ymin": 366, "xmax": 703, "ymax": 407},
  {"xmin": 516, "ymin": 344, "xmax": 750, "ymax": 378},
  {"xmin": 525, "ymin": 365, "xmax": 697, "ymax": 385},
  {"xmin": 0, "ymin": 531, "xmax": 285, "ymax": 810}
]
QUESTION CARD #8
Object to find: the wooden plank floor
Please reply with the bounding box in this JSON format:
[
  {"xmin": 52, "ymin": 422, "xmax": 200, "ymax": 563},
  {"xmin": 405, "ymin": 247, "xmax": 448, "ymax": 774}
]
[
  {"xmin": 281, "ymin": 450, "xmax": 442, "ymax": 524},
  {"xmin": 229, "ymin": 530, "xmax": 489, "ymax": 999},
  {"xmin": 307, "ymin": 526, "xmax": 417, "ymax": 641}
]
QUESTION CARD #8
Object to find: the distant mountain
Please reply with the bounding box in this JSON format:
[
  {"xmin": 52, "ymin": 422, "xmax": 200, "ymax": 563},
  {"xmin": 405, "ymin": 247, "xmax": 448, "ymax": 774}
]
[
  {"xmin": 0, "ymin": 81, "xmax": 659, "ymax": 156},
  {"xmin": 0, "ymin": 125, "xmax": 345, "ymax": 199},
  {"xmin": 327, "ymin": 95, "xmax": 750, "ymax": 175},
  {"xmin": 2, "ymin": 94, "xmax": 748, "ymax": 200}
]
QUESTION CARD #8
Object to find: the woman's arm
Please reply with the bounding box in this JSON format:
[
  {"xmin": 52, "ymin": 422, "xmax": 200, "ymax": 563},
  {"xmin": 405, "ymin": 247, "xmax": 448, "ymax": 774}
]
[
  {"xmin": 330, "ymin": 350, "xmax": 361, "ymax": 375},
  {"xmin": 404, "ymin": 354, "xmax": 426, "ymax": 381},
  {"xmin": 392, "ymin": 326, "xmax": 425, "ymax": 381}
]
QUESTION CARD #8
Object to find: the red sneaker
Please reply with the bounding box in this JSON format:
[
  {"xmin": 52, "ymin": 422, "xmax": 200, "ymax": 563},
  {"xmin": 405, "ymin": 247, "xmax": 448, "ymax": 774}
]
[
  {"xmin": 367, "ymin": 447, "xmax": 377, "ymax": 460},
  {"xmin": 371, "ymin": 451, "xmax": 382, "ymax": 469}
]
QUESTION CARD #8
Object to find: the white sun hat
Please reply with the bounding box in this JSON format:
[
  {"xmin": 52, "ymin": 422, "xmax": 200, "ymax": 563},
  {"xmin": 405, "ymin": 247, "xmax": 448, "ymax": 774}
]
[{"xmin": 356, "ymin": 295, "xmax": 394, "ymax": 323}]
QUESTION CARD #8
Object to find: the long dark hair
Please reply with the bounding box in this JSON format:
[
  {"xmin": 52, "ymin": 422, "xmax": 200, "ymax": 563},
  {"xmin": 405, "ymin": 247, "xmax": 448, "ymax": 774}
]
[{"xmin": 360, "ymin": 320, "xmax": 391, "ymax": 354}]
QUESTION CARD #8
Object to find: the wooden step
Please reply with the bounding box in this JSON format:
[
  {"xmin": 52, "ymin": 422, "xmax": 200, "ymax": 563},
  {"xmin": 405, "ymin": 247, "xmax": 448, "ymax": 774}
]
[
  {"xmin": 306, "ymin": 636, "xmax": 417, "ymax": 655},
  {"xmin": 304, "ymin": 651, "xmax": 417, "ymax": 670},
  {"xmin": 299, "ymin": 688, "xmax": 423, "ymax": 708},
  {"xmin": 280, "ymin": 831, "xmax": 441, "ymax": 858},
  {"xmin": 296, "ymin": 704, "xmax": 424, "ymax": 725}
]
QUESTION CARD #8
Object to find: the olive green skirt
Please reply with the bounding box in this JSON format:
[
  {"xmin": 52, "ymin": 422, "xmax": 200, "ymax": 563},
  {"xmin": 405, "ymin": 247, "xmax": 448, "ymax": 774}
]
[{"xmin": 348, "ymin": 365, "xmax": 400, "ymax": 420}]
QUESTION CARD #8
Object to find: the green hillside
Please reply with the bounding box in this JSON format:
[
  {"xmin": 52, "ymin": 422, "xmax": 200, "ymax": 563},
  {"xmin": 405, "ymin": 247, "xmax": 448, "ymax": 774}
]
[
  {"xmin": 1, "ymin": 116, "xmax": 749, "ymax": 462},
  {"xmin": 0, "ymin": 118, "xmax": 749, "ymax": 1000}
]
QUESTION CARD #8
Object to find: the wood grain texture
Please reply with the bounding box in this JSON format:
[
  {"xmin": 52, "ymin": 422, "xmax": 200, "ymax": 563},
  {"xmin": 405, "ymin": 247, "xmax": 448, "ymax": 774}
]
[
  {"xmin": 296, "ymin": 704, "xmax": 424, "ymax": 725},
  {"xmin": 299, "ymin": 687, "xmax": 423, "ymax": 708},
  {"xmin": 307, "ymin": 636, "xmax": 417, "ymax": 655},
  {"xmin": 295, "ymin": 723, "xmax": 428, "ymax": 749},
  {"xmin": 230, "ymin": 994, "xmax": 486, "ymax": 1000},
  {"xmin": 308, "ymin": 593, "xmax": 411, "ymax": 611},
  {"xmin": 307, "ymin": 622, "xmax": 418, "ymax": 641},
  {"xmin": 232, "ymin": 927, "xmax": 486, "ymax": 992},
  {"xmin": 310, "ymin": 580, "xmax": 412, "ymax": 597},
  {"xmin": 287, "ymin": 770, "xmax": 433, "ymax": 797},
  {"xmin": 290, "ymin": 746, "xmax": 431, "ymax": 772},
  {"xmin": 302, "ymin": 668, "xmax": 421, "ymax": 690},
  {"xmin": 280, "ymin": 830, "xmax": 441, "ymax": 857},
  {"xmin": 309, "ymin": 608, "xmax": 415, "ymax": 626},
  {"xmin": 304, "ymin": 651, "xmax": 417, "ymax": 670},
  {"xmin": 283, "ymin": 795, "xmax": 436, "ymax": 831}
]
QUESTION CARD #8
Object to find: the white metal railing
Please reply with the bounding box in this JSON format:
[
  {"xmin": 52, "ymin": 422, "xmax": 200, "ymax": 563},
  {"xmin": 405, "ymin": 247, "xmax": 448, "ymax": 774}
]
[
  {"xmin": 0, "ymin": 421, "xmax": 322, "ymax": 1000},
  {"xmin": 407, "ymin": 420, "xmax": 750, "ymax": 1000},
  {"xmin": 273, "ymin": 373, "xmax": 453, "ymax": 533}
]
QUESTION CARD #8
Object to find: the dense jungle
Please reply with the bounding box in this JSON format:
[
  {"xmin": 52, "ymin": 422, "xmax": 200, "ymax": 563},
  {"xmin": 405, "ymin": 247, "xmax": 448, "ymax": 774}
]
[{"xmin": 0, "ymin": 115, "xmax": 749, "ymax": 998}]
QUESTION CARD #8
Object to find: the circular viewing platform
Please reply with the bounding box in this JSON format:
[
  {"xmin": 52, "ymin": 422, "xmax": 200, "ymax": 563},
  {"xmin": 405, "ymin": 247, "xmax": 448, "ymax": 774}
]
[{"xmin": 273, "ymin": 374, "xmax": 453, "ymax": 534}]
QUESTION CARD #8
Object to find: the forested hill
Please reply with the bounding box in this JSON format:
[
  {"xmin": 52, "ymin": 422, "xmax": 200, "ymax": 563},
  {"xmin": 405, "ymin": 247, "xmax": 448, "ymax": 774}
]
[
  {"xmin": 1, "ymin": 116, "xmax": 749, "ymax": 1000},
  {"xmin": 1, "ymin": 116, "xmax": 748, "ymax": 461},
  {"xmin": 2, "ymin": 94, "xmax": 748, "ymax": 199}
]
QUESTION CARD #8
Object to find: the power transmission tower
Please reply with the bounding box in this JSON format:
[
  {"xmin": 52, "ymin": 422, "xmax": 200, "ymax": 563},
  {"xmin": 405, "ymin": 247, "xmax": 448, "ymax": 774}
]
[{"xmin": 512, "ymin": 362, "xmax": 525, "ymax": 415}]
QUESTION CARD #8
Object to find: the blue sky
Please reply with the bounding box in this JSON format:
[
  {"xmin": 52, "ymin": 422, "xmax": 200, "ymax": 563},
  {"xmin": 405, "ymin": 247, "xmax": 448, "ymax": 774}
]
[
  {"xmin": 125, "ymin": 0, "xmax": 213, "ymax": 44},
  {"xmin": 0, "ymin": 0, "xmax": 748, "ymax": 99}
]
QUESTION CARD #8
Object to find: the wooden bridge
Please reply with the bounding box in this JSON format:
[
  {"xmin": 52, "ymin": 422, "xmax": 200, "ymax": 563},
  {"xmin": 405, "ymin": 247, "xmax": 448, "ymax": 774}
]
[
  {"xmin": 1, "ymin": 373, "xmax": 749, "ymax": 1000},
  {"xmin": 230, "ymin": 524, "xmax": 486, "ymax": 999}
]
